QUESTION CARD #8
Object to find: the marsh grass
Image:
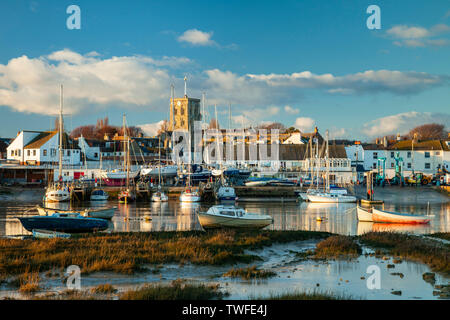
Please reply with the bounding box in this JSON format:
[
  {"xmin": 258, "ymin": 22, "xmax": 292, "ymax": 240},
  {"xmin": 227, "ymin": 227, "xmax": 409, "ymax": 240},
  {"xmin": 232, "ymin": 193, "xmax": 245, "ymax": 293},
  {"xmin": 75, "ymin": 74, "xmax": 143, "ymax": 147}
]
[
  {"xmin": 359, "ymin": 232, "xmax": 450, "ymax": 275},
  {"xmin": 91, "ymin": 284, "xmax": 117, "ymax": 294},
  {"xmin": 120, "ymin": 279, "xmax": 225, "ymax": 300},
  {"xmin": 314, "ymin": 235, "xmax": 361, "ymax": 258},
  {"xmin": 258, "ymin": 289, "xmax": 356, "ymax": 300},
  {"xmin": 223, "ymin": 266, "xmax": 276, "ymax": 280},
  {"xmin": 0, "ymin": 230, "xmax": 330, "ymax": 277},
  {"xmin": 18, "ymin": 271, "xmax": 40, "ymax": 294}
]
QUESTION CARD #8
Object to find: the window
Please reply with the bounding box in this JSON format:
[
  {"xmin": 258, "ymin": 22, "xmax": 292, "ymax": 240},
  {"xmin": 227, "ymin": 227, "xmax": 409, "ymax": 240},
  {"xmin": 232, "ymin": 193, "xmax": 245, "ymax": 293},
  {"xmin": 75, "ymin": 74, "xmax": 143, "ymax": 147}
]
[
  {"xmin": 390, "ymin": 152, "xmax": 394, "ymax": 158},
  {"xmin": 407, "ymin": 163, "xmax": 411, "ymax": 169},
  {"xmin": 43, "ymin": 149, "xmax": 47, "ymax": 156},
  {"xmin": 425, "ymin": 163, "xmax": 430, "ymax": 169},
  {"xmin": 425, "ymin": 152, "xmax": 430, "ymax": 158},
  {"xmin": 435, "ymin": 151, "xmax": 440, "ymax": 155},
  {"xmin": 27, "ymin": 150, "xmax": 30, "ymax": 156},
  {"xmin": 407, "ymin": 151, "xmax": 411, "ymax": 158},
  {"xmin": 391, "ymin": 163, "xmax": 394, "ymax": 168},
  {"xmin": 373, "ymin": 152, "xmax": 378, "ymax": 159},
  {"xmin": 33, "ymin": 150, "xmax": 36, "ymax": 156},
  {"xmin": 18, "ymin": 150, "xmax": 21, "ymax": 157},
  {"xmin": 373, "ymin": 163, "xmax": 377, "ymax": 169},
  {"xmin": 50, "ymin": 149, "xmax": 56, "ymax": 157},
  {"xmin": 67, "ymin": 150, "xmax": 71, "ymax": 156}
]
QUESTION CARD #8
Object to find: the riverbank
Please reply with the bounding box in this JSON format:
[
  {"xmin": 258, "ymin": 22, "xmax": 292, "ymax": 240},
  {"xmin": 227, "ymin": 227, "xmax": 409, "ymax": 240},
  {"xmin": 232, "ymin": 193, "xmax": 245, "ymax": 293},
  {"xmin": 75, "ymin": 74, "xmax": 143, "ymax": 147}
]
[{"xmin": 0, "ymin": 230, "xmax": 448, "ymax": 300}]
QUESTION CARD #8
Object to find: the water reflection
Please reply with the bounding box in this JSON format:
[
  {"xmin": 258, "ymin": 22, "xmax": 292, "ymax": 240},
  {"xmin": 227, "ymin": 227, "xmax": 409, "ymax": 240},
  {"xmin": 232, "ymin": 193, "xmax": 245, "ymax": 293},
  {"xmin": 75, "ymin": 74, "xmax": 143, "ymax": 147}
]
[{"xmin": 0, "ymin": 188, "xmax": 449, "ymax": 237}]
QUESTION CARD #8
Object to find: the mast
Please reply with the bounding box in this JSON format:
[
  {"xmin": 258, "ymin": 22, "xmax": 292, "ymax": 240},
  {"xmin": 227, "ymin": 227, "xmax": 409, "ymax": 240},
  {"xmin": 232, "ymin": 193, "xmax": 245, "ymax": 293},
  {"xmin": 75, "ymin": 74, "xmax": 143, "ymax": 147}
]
[
  {"xmin": 158, "ymin": 135, "xmax": 161, "ymax": 186},
  {"xmin": 58, "ymin": 84, "xmax": 63, "ymax": 182},
  {"xmin": 325, "ymin": 130, "xmax": 329, "ymax": 192},
  {"xmin": 171, "ymin": 84, "xmax": 175, "ymax": 130}
]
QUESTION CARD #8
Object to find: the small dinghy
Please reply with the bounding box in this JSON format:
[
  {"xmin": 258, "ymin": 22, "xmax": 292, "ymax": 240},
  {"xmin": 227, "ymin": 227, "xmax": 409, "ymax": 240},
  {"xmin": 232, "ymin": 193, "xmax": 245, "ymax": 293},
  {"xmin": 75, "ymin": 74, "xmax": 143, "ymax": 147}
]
[
  {"xmin": 18, "ymin": 212, "xmax": 108, "ymax": 233},
  {"xmin": 32, "ymin": 229, "xmax": 71, "ymax": 239},
  {"xmin": 198, "ymin": 205, "xmax": 273, "ymax": 229},
  {"xmin": 372, "ymin": 208, "xmax": 431, "ymax": 224}
]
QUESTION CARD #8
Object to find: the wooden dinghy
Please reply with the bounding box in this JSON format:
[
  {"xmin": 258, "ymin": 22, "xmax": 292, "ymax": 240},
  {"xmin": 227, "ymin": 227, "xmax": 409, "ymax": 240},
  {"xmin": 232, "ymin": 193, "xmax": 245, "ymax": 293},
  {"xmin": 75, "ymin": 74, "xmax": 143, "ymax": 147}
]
[{"xmin": 372, "ymin": 208, "xmax": 431, "ymax": 224}]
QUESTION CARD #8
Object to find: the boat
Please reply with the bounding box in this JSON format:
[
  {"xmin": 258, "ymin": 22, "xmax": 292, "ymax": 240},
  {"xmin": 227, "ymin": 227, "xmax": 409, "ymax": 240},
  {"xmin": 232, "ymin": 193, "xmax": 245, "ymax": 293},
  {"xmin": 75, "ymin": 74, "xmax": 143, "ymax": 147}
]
[
  {"xmin": 44, "ymin": 85, "xmax": 70, "ymax": 203},
  {"xmin": 151, "ymin": 135, "xmax": 169, "ymax": 202},
  {"xmin": 216, "ymin": 186, "xmax": 237, "ymax": 201},
  {"xmin": 197, "ymin": 205, "xmax": 273, "ymax": 229},
  {"xmin": 118, "ymin": 114, "xmax": 136, "ymax": 203},
  {"xmin": 118, "ymin": 189, "xmax": 136, "ymax": 203},
  {"xmin": 152, "ymin": 191, "xmax": 169, "ymax": 202},
  {"xmin": 357, "ymin": 206, "xmax": 374, "ymax": 222},
  {"xmin": 36, "ymin": 205, "xmax": 116, "ymax": 219},
  {"xmin": 141, "ymin": 165, "xmax": 178, "ymax": 178},
  {"xmin": 90, "ymin": 189, "xmax": 109, "ymax": 201},
  {"xmin": 180, "ymin": 187, "xmax": 201, "ymax": 202},
  {"xmin": 244, "ymin": 177, "xmax": 276, "ymax": 186},
  {"xmin": 306, "ymin": 130, "xmax": 357, "ymax": 203},
  {"xmin": 32, "ymin": 229, "xmax": 71, "ymax": 239},
  {"xmin": 372, "ymin": 208, "xmax": 431, "ymax": 224},
  {"xmin": 18, "ymin": 212, "xmax": 108, "ymax": 233},
  {"xmin": 307, "ymin": 192, "xmax": 357, "ymax": 203}
]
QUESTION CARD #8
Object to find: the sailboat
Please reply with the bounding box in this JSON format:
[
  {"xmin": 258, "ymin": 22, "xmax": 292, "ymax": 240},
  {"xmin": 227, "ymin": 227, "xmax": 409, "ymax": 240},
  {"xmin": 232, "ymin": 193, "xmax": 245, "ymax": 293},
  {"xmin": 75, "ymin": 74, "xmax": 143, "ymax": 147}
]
[
  {"xmin": 151, "ymin": 135, "xmax": 168, "ymax": 202},
  {"xmin": 307, "ymin": 130, "xmax": 357, "ymax": 203},
  {"xmin": 118, "ymin": 114, "xmax": 136, "ymax": 203},
  {"xmin": 44, "ymin": 85, "xmax": 70, "ymax": 203},
  {"xmin": 91, "ymin": 153, "xmax": 109, "ymax": 201}
]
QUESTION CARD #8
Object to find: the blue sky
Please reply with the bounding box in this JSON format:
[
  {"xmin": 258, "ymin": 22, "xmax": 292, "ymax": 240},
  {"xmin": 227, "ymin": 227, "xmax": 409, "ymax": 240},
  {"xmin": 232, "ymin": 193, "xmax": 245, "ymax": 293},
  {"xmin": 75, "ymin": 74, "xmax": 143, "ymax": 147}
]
[{"xmin": 0, "ymin": 0, "xmax": 449, "ymax": 141}]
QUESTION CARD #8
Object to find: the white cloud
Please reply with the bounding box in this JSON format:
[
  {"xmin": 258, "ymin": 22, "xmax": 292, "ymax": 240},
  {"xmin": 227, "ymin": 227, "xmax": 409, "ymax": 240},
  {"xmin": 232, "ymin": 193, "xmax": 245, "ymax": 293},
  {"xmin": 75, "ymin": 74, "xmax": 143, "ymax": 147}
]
[
  {"xmin": 138, "ymin": 120, "xmax": 165, "ymax": 136},
  {"xmin": 284, "ymin": 105, "xmax": 299, "ymax": 114},
  {"xmin": 177, "ymin": 29, "xmax": 216, "ymax": 46},
  {"xmin": 329, "ymin": 128, "xmax": 347, "ymax": 139},
  {"xmin": 386, "ymin": 24, "xmax": 450, "ymax": 48},
  {"xmin": 362, "ymin": 111, "xmax": 450, "ymax": 137},
  {"xmin": 0, "ymin": 49, "xmax": 191, "ymax": 115},
  {"xmin": 294, "ymin": 117, "xmax": 315, "ymax": 132},
  {"xmin": 387, "ymin": 25, "xmax": 430, "ymax": 39}
]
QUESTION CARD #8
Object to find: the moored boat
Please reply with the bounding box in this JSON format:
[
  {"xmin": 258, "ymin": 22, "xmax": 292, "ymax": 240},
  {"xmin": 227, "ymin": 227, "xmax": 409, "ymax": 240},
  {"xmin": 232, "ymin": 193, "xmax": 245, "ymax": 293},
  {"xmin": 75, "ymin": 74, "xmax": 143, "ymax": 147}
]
[
  {"xmin": 151, "ymin": 190, "xmax": 169, "ymax": 202},
  {"xmin": 372, "ymin": 208, "xmax": 431, "ymax": 224},
  {"xmin": 36, "ymin": 205, "xmax": 116, "ymax": 219},
  {"xmin": 18, "ymin": 212, "xmax": 108, "ymax": 233},
  {"xmin": 215, "ymin": 186, "xmax": 237, "ymax": 201},
  {"xmin": 307, "ymin": 192, "xmax": 357, "ymax": 203},
  {"xmin": 180, "ymin": 188, "xmax": 201, "ymax": 202},
  {"xmin": 197, "ymin": 205, "xmax": 273, "ymax": 229},
  {"xmin": 90, "ymin": 189, "xmax": 109, "ymax": 201}
]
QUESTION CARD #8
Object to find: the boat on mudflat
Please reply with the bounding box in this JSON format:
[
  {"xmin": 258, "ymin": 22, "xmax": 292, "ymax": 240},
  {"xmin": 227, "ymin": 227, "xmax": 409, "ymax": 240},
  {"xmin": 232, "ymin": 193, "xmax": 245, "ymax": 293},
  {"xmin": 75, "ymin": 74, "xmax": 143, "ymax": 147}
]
[
  {"xmin": 198, "ymin": 205, "xmax": 273, "ymax": 229},
  {"xmin": 357, "ymin": 206, "xmax": 374, "ymax": 222},
  {"xmin": 18, "ymin": 212, "xmax": 108, "ymax": 233}
]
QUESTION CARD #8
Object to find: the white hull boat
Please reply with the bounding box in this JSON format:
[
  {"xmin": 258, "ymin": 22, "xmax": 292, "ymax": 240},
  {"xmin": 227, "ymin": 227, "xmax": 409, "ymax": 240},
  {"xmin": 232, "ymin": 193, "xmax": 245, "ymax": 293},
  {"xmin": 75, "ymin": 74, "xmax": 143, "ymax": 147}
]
[
  {"xmin": 37, "ymin": 205, "xmax": 116, "ymax": 219},
  {"xmin": 90, "ymin": 189, "xmax": 109, "ymax": 201},
  {"xmin": 180, "ymin": 189, "xmax": 201, "ymax": 202},
  {"xmin": 198, "ymin": 205, "xmax": 273, "ymax": 229},
  {"xmin": 372, "ymin": 208, "xmax": 431, "ymax": 224},
  {"xmin": 307, "ymin": 192, "xmax": 357, "ymax": 203},
  {"xmin": 44, "ymin": 186, "xmax": 70, "ymax": 202},
  {"xmin": 216, "ymin": 186, "xmax": 237, "ymax": 201}
]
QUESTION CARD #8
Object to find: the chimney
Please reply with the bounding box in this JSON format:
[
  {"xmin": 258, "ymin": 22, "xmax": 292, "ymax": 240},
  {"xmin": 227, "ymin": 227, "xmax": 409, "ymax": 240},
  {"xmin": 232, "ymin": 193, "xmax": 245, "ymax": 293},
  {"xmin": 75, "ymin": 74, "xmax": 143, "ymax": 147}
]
[
  {"xmin": 383, "ymin": 136, "xmax": 388, "ymax": 148},
  {"xmin": 375, "ymin": 138, "xmax": 379, "ymax": 145},
  {"xmin": 412, "ymin": 132, "xmax": 419, "ymax": 144},
  {"xmin": 397, "ymin": 133, "xmax": 401, "ymax": 141}
]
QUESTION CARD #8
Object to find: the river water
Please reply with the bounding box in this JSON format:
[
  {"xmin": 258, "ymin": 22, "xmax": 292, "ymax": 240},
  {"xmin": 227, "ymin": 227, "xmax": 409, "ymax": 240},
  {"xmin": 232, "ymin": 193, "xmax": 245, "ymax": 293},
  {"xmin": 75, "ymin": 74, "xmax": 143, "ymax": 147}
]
[{"xmin": 0, "ymin": 186, "xmax": 449, "ymax": 237}]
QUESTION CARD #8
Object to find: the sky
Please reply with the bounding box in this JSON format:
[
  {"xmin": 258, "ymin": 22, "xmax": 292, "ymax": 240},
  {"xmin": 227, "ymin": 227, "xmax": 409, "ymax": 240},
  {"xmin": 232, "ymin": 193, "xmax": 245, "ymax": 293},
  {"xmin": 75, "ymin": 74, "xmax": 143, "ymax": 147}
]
[{"xmin": 0, "ymin": 0, "xmax": 449, "ymax": 141}]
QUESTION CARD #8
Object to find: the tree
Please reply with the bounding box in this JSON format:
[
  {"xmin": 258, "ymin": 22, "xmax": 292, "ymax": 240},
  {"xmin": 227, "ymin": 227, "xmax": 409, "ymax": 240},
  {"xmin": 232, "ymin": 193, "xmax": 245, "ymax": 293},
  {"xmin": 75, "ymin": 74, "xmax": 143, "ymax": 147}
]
[
  {"xmin": 157, "ymin": 120, "xmax": 169, "ymax": 135},
  {"xmin": 408, "ymin": 123, "xmax": 446, "ymax": 140}
]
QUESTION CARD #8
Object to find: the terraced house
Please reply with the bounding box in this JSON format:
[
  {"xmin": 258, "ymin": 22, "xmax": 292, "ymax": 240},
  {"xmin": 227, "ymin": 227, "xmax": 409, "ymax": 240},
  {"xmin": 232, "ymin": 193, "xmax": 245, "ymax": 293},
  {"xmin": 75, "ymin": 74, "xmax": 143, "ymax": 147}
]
[{"xmin": 6, "ymin": 130, "xmax": 81, "ymax": 166}]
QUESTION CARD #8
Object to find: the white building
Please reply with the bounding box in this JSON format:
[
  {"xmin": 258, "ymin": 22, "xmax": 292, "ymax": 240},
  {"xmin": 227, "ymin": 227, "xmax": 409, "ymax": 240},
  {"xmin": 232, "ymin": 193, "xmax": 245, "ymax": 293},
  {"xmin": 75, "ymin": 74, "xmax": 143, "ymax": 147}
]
[
  {"xmin": 7, "ymin": 130, "xmax": 81, "ymax": 166},
  {"xmin": 362, "ymin": 139, "xmax": 450, "ymax": 177}
]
